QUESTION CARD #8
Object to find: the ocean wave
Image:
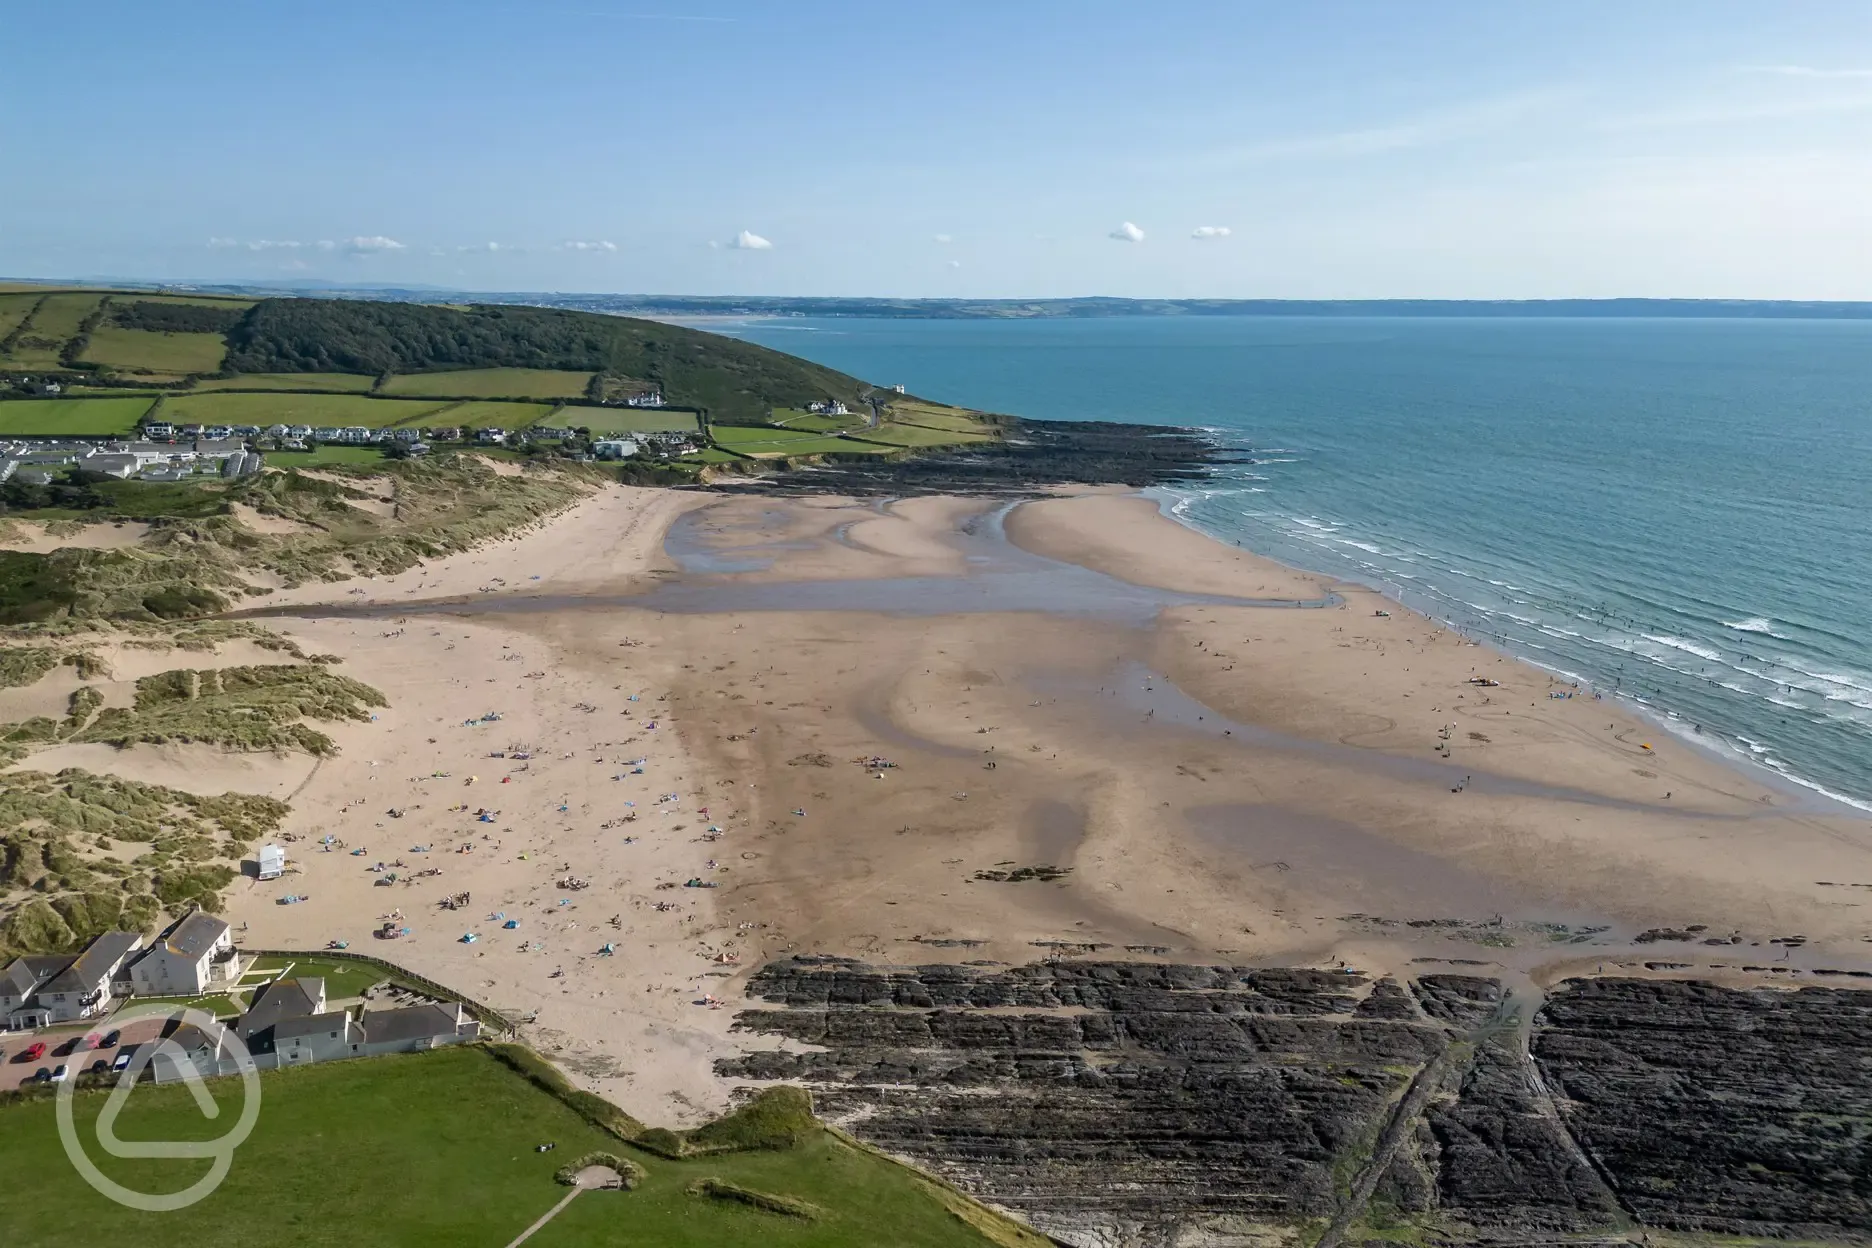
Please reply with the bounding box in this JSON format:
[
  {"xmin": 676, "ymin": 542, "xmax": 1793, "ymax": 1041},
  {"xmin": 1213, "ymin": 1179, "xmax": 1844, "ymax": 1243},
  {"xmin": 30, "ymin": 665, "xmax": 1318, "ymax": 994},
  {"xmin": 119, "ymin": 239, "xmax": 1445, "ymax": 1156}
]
[
  {"xmin": 1335, "ymin": 539, "xmax": 1383, "ymax": 554},
  {"xmin": 1722, "ymin": 616, "xmax": 1790, "ymax": 639},
  {"xmin": 1641, "ymin": 634, "xmax": 1725, "ymax": 662}
]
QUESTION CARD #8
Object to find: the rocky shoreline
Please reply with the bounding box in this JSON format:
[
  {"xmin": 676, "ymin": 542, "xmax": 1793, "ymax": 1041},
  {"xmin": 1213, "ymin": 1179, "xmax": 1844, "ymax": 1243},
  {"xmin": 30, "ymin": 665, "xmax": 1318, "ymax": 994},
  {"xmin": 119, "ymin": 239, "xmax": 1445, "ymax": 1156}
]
[
  {"xmin": 707, "ymin": 418, "xmax": 1230, "ymax": 496},
  {"xmin": 718, "ymin": 958, "xmax": 1872, "ymax": 1247}
]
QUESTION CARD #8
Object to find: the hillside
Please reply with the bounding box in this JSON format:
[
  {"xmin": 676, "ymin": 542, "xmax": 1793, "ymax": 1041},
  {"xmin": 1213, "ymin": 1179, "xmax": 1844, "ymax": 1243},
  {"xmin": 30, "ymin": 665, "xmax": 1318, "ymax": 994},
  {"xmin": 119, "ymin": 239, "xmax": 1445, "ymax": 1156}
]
[{"xmin": 0, "ymin": 289, "xmax": 875, "ymax": 425}]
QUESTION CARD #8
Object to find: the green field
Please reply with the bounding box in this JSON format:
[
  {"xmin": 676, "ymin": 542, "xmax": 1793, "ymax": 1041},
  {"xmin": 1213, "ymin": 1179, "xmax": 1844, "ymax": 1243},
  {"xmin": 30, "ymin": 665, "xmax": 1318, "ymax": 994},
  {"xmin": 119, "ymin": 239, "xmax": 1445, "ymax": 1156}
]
[
  {"xmin": 0, "ymin": 293, "xmax": 40, "ymax": 341},
  {"xmin": 0, "ymin": 1046, "xmax": 1012, "ymax": 1248},
  {"xmin": 854, "ymin": 423, "xmax": 994, "ymax": 448},
  {"xmin": 133, "ymin": 295, "xmax": 257, "ymax": 310},
  {"xmin": 887, "ymin": 402, "xmax": 996, "ymax": 434},
  {"xmin": 708, "ymin": 426, "xmax": 895, "ymax": 457},
  {"xmin": 770, "ymin": 408, "xmax": 865, "ymax": 433},
  {"xmin": 81, "ymin": 327, "xmax": 228, "ymax": 375},
  {"xmin": 381, "ymin": 368, "xmax": 594, "ymax": 400},
  {"xmin": 0, "ymin": 397, "xmax": 156, "ymax": 435},
  {"xmin": 27, "ymin": 292, "xmax": 106, "ymax": 343},
  {"xmin": 163, "ymin": 392, "xmax": 452, "ymax": 427},
  {"xmin": 425, "ymin": 400, "xmax": 550, "ymax": 430},
  {"xmin": 557, "ymin": 406, "xmax": 698, "ymax": 434},
  {"xmin": 194, "ymin": 373, "xmax": 377, "ymax": 393}
]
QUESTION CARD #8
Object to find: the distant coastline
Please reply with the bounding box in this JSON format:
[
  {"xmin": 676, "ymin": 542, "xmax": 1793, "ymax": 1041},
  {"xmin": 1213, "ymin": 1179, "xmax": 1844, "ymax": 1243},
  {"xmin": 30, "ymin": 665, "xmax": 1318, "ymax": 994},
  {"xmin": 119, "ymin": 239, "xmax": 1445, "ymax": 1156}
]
[{"xmin": 13, "ymin": 277, "xmax": 1872, "ymax": 320}]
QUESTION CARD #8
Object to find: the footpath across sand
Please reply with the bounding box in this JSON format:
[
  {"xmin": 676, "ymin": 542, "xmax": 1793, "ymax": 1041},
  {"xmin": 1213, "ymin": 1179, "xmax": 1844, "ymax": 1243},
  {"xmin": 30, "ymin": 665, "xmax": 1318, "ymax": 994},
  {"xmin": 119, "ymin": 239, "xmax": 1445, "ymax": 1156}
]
[{"xmin": 201, "ymin": 482, "xmax": 1872, "ymax": 1124}]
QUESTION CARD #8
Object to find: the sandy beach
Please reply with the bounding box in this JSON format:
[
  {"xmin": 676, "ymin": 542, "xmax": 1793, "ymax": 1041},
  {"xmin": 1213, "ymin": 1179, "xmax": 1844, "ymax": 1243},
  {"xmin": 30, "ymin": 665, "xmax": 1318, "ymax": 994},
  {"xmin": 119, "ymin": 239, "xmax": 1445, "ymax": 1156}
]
[{"xmin": 95, "ymin": 479, "xmax": 1863, "ymax": 1123}]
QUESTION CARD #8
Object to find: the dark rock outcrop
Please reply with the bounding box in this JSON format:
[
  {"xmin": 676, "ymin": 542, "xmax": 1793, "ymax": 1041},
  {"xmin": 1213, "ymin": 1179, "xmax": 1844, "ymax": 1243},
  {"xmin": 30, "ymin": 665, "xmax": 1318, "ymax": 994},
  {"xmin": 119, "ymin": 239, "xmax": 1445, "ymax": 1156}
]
[{"xmin": 719, "ymin": 960, "xmax": 1872, "ymax": 1246}]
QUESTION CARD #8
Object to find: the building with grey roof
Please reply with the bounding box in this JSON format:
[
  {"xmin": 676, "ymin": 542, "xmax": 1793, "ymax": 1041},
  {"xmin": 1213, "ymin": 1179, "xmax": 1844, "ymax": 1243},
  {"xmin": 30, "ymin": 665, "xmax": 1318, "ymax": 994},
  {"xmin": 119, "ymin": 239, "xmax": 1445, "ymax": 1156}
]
[{"xmin": 129, "ymin": 910, "xmax": 239, "ymax": 997}]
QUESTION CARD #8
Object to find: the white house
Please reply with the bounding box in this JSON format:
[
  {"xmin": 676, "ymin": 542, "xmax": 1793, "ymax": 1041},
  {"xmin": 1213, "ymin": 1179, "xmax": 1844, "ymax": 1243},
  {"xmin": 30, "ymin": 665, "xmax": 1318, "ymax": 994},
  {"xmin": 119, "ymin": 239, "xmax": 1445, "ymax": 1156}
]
[
  {"xmin": 2, "ymin": 932, "xmax": 144, "ymax": 1027},
  {"xmin": 591, "ymin": 439, "xmax": 639, "ymax": 461},
  {"xmin": 625, "ymin": 390, "xmax": 664, "ymax": 408},
  {"xmin": 257, "ymin": 844, "xmax": 286, "ymax": 881},
  {"xmin": 38, "ymin": 931, "xmax": 144, "ymax": 1023},
  {"xmin": 130, "ymin": 911, "xmax": 238, "ymax": 997}
]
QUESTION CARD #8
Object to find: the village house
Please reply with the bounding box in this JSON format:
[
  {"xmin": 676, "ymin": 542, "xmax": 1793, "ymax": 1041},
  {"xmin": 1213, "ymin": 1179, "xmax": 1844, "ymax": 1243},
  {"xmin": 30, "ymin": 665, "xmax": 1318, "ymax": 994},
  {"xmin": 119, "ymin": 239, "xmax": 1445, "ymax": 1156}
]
[
  {"xmin": 0, "ymin": 932, "xmax": 144, "ymax": 1028},
  {"xmin": 806, "ymin": 399, "xmax": 849, "ymax": 416},
  {"xmin": 129, "ymin": 911, "xmax": 240, "ymax": 998},
  {"xmin": 141, "ymin": 421, "xmax": 177, "ymax": 440},
  {"xmin": 38, "ymin": 932, "xmax": 143, "ymax": 1023},
  {"xmin": 625, "ymin": 389, "xmax": 664, "ymax": 408},
  {"xmin": 1, "ymin": 956, "xmax": 71, "ymax": 1030},
  {"xmin": 150, "ymin": 996, "xmax": 480, "ymax": 1082},
  {"xmin": 591, "ymin": 438, "xmax": 639, "ymax": 461}
]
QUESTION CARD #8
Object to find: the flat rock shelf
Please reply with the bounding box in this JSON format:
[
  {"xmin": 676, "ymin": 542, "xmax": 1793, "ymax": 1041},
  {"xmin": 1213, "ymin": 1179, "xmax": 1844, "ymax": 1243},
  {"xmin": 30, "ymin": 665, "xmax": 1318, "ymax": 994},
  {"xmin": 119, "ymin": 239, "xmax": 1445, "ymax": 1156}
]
[{"xmin": 717, "ymin": 958, "xmax": 1872, "ymax": 1248}]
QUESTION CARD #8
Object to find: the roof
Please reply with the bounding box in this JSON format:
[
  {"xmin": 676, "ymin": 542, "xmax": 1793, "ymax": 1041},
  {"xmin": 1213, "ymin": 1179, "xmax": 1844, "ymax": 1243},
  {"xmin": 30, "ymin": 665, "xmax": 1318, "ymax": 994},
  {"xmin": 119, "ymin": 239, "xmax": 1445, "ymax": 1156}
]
[
  {"xmin": 1, "ymin": 955, "xmax": 71, "ymax": 998},
  {"xmin": 258, "ymin": 844, "xmax": 286, "ymax": 864},
  {"xmin": 272, "ymin": 1010, "xmax": 357, "ymax": 1043},
  {"xmin": 162, "ymin": 911, "xmax": 230, "ymax": 959},
  {"xmin": 43, "ymin": 931, "xmax": 142, "ymax": 994},
  {"xmin": 361, "ymin": 1002, "xmax": 462, "ymax": 1046},
  {"xmin": 237, "ymin": 977, "xmax": 326, "ymax": 1043}
]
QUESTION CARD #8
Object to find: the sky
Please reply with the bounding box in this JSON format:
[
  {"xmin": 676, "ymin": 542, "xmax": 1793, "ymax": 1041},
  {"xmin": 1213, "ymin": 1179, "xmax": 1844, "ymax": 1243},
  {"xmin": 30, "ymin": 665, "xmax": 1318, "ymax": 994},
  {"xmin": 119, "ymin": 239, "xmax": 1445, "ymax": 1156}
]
[{"xmin": 7, "ymin": 1, "xmax": 1872, "ymax": 299}]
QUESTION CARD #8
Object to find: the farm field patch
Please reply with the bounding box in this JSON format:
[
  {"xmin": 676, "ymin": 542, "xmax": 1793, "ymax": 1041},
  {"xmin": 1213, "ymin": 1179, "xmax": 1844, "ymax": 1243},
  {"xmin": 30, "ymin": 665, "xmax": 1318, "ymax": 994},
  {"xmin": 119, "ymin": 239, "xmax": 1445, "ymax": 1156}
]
[
  {"xmin": 81, "ymin": 327, "xmax": 227, "ymax": 375},
  {"xmin": 380, "ymin": 368, "xmax": 594, "ymax": 399},
  {"xmin": 162, "ymin": 392, "xmax": 452, "ymax": 427},
  {"xmin": 0, "ymin": 397, "xmax": 157, "ymax": 435}
]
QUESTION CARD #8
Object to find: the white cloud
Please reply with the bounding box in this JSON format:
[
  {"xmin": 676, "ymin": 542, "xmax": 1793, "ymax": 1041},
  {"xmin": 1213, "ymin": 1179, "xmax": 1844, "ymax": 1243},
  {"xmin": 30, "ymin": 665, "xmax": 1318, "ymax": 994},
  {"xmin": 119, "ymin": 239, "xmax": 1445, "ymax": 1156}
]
[
  {"xmin": 560, "ymin": 240, "xmax": 618, "ymax": 251},
  {"xmin": 208, "ymin": 237, "xmax": 307, "ymax": 250},
  {"xmin": 1191, "ymin": 225, "xmax": 1232, "ymax": 239},
  {"xmin": 341, "ymin": 235, "xmax": 405, "ymax": 254},
  {"xmin": 458, "ymin": 241, "xmax": 510, "ymax": 252},
  {"xmin": 946, "ymin": 260, "xmax": 961, "ymax": 268},
  {"xmin": 315, "ymin": 240, "xmax": 337, "ymax": 251},
  {"xmin": 728, "ymin": 230, "xmax": 773, "ymax": 250},
  {"xmin": 1109, "ymin": 221, "xmax": 1145, "ymax": 242},
  {"xmin": 933, "ymin": 233, "xmax": 954, "ymax": 244}
]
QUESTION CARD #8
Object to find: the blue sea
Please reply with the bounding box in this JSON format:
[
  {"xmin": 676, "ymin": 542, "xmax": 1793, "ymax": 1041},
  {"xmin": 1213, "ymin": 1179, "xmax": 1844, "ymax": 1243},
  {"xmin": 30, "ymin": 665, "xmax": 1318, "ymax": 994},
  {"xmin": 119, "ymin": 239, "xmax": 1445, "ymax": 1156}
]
[{"xmin": 718, "ymin": 315, "xmax": 1872, "ymax": 812}]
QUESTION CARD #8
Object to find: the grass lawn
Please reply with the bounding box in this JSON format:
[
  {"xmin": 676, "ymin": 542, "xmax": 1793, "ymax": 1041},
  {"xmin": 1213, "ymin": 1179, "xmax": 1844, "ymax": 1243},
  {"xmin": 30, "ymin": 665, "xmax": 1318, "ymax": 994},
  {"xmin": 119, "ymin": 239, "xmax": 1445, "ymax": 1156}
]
[
  {"xmin": 562, "ymin": 406, "xmax": 699, "ymax": 435},
  {"xmin": 0, "ymin": 1045, "xmax": 1013, "ymax": 1248},
  {"xmin": 258, "ymin": 955, "xmax": 396, "ymax": 999},
  {"xmin": 709, "ymin": 427, "xmax": 895, "ymax": 458},
  {"xmin": 770, "ymin": 409, "xmax": 864, "ymax": 433},
  {"xmin": 163, "ymin": 392, "xmax": 452, "ymax": 426},
  {"xmin": 381, "ymin": 368, "xmax": 594, "ymax": 400},
  {"xmin": 194, "ymin": 373, "xmax": 377, "ymax": 393},
  {"xmin": 268, "ymin": 445, "xmax": 391, "ymax": 467},
  {"xmin": 130, "ymin": 295, "xmax": 256, "ymax": 310},
  {"xmin": 853, "ymin": 422, "xmax": 995, "ymax": 448},
  {"xmin": 686, "ymin": 447, "xmax": 750, "ymax": 463},
  {"xmin": 0, "ymin": 397, "xmax": 157, "ymax": 435},
  {"xmin": 393, "ymin": 400, "xmax": 551, "ymax": 430},
  {"xmin": 81, "ymin": 327, "xmax": 228, "ymax": 375}
]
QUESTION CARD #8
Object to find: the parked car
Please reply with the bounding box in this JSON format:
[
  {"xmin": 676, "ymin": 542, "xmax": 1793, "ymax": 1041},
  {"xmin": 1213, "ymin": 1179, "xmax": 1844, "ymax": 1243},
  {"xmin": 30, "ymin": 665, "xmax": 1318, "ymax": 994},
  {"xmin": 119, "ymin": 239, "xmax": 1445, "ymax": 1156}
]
[
  {"xmin": 100, "ymin": 1030, "xmax": 119, "ymax": 1048},
  {"xmin": 50, "ymin": 1064, "xmax": 69, "ymax": 1083},
  {"xmin": 32, "ymin": 1067, "xmax": 51, "ymax": 1083},
  {"xmin": 20, "ymin": 1042, "xmax": 46, "ymax": 1063},
  {"xmin": 112, "ymin": 1050, "xmax": 133, "ymax": 1074},
  {"xmin": 88, "ymin": 1059, "xmax": 110, "ymax": 1076}
]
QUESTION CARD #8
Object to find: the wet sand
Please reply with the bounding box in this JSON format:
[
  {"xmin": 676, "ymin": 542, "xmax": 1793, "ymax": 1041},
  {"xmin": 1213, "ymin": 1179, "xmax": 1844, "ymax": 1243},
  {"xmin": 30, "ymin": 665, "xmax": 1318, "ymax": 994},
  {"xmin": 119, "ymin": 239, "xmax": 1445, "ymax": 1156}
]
[{"xmin": 197, "ymin": 483, "xmax": 1872, "ymax": 1120}]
